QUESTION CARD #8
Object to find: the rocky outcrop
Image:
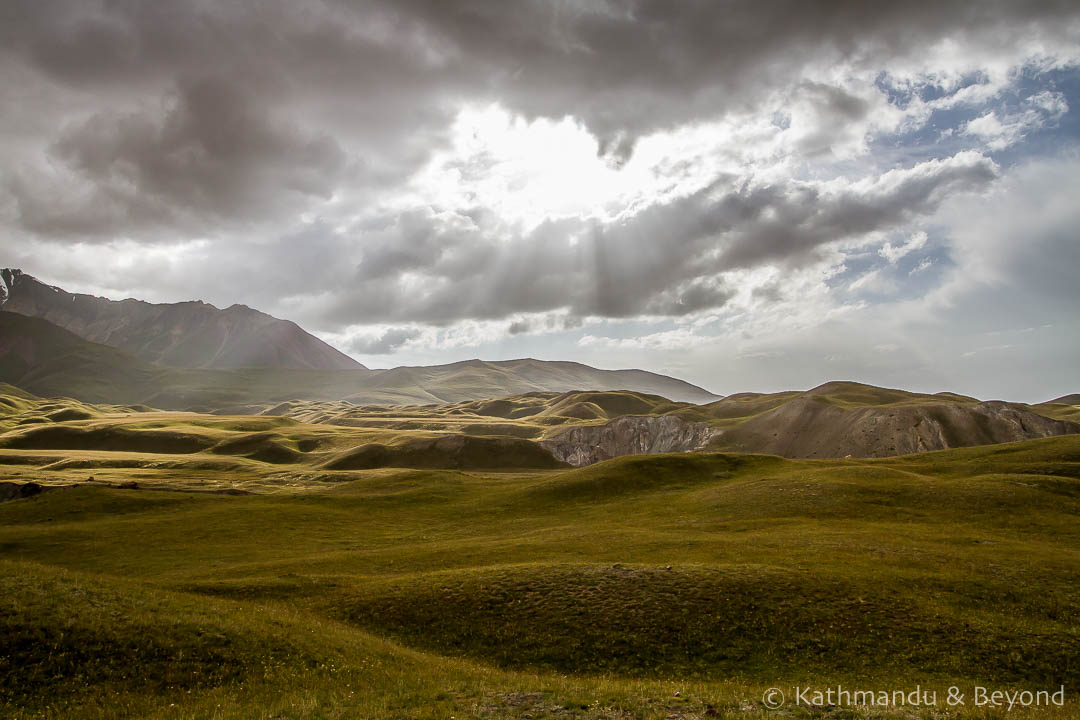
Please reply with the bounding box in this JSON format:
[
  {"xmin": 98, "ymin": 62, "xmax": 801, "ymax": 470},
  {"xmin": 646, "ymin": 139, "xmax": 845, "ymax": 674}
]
[{"xmin": 540, "ymin": 415, "xmax": 718, "ymax": 467}]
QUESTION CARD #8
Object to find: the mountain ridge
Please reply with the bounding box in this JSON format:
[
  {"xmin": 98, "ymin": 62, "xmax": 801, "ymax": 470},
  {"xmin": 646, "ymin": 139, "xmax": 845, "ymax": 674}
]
[
  {"xmin": 0, "ymin": 311, "xmax": 719, "ymax": 407},
  {"xmin": 0, "ymin": 269, "xmax": 365, "ymax": 371}
]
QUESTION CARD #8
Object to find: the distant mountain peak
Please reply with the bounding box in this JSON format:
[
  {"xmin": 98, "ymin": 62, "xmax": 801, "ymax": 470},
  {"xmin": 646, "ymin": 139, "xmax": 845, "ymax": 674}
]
[
  {"xmin": 0, "ymin": 268, "xmax": 14, "ymax": 306},
  {"xmin": 0, "ymin": 269, "xmax": 365, "ymax": 371},
  {"xmin": 0, "ymin": 268, "xmax": 48, "ymax": 307}
]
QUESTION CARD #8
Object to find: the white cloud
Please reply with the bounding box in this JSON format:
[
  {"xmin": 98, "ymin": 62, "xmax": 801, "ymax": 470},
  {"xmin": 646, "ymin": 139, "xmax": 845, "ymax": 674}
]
[
  {"xmin": 579, "ymin": 327, "xmax": 715, "ymax": 351},
  {"xmin": 962, "ymin": 91, "xmax": 1069, "ymax": 150},
  {"xmin": 909, "ymin": 257, "xmax": 934, "ymax": 275},
  {"xmin": 880, "ymin": 231, "xmax": 928, "ymax": 264}
]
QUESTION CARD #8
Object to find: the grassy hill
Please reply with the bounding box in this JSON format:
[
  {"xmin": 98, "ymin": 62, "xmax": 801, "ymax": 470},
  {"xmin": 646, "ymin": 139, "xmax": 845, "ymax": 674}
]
[
  {"xmin": 1034, "ymin": 395, "xmax": 1080, "ymax": 422},
  {"xmin": 700, "ymin": 383, "xmax": 1077, "ymax": 458},
  {"xmin": 270, "ymin": 382, "xmax": 1080, "ymax": 461},
  {"xmin": 1, "ymin": 387, "xmax": 1080, "ymax": 717}
]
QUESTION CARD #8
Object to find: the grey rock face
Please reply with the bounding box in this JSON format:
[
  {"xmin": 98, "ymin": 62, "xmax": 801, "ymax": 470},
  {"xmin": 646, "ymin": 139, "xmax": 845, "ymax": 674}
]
[{"xmin": 540, "ymin": 415, "xmax": 718, "ymax": 467}]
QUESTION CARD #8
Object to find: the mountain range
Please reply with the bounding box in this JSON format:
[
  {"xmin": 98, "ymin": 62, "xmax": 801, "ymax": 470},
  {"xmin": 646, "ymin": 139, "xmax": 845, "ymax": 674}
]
[
  {"xmin": 1, "ymin": 268, "xmax": 1075, "ymax": 462},
  {"xmin": 0, "ymin": 298, "xmax": 718, "ymax": 408},
  {"xmin": 1, "ymin": 268, "xmax": 362, "ymax": 370}
]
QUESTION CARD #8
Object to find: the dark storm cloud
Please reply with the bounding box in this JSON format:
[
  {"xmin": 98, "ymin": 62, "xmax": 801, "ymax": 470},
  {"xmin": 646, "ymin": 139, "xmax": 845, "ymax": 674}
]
[
  {"xmin": 1, "ymin": 1, "xmax": 463, "ymax": 237},
  {"xmin": 11, "ymin": 74, "xmax": 347, "ymax": 236},
  {"xmin": 360, "ymin": 0, "xmax": 1080, "ymax": 143},
  {"xmin": 714, "ymin": 152, "xmax": 999, "ymax": 268},
  {"xmin": 4, "ymin": 0, "xmax": 1076, "ymax": 233},
  {"xmin": 0, "ymin": 0, "xmax": 1075, "ymax": 328}
]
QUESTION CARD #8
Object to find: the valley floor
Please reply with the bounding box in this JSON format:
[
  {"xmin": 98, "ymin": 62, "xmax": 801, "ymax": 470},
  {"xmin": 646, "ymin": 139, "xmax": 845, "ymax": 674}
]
[{"xmin": 1, "ymin": 403, "xmax": 1079, "ymax": 718}]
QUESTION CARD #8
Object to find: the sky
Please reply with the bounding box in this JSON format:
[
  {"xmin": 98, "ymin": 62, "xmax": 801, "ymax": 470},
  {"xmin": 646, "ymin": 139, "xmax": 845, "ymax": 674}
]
[{"xmin": 1, "ymin": 1, "xmax": 1078, "ymax": 402}]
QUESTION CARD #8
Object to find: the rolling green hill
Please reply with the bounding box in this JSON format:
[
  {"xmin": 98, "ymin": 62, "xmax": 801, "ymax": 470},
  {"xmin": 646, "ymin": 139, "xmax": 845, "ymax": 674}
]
[
  {"xmin": 1034, "ymin": 395, "xmax": 1080, "ymax": 422},
  {"xmin": 267, "ymin": 382, "xmax": 1080, "ymax": 462},
  {"xmin": 1, "ymin": 422, "xmax": 1079, "ymax": 718}
]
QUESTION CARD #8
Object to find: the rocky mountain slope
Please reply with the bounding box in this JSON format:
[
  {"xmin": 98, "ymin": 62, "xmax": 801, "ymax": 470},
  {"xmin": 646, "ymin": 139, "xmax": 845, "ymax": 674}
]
[
  {"xmin": 1, "ymin": 269, "xmax": 363, "ymax": 370},
  {"xmin": 0, "ymin": 312, "xmax": 167, "ymax": 405}
]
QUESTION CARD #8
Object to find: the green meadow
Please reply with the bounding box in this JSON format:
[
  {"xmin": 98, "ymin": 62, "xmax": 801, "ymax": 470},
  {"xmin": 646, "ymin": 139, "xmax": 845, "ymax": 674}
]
[{"xmin": 1, "ymin": 391, "xmax": 1079, "ymax": 718}]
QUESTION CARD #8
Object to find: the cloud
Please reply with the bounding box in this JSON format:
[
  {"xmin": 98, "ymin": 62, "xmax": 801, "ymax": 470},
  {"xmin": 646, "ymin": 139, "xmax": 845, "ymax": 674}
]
[
  {"xmin": 783, "ymin": 81, "xmax": 881, "ymax": 159},
  {"xmin": 961, "ymin": 91, "xmax": 1069, "ymax": 150},
  {"xmin": 342, "ymin": 326, "xmax": 421, "ymax": 355},
  {"xmin": 8, "ymin": 144, "xmax": 999, "ymax": 335},
  {"xmin": 579, "ymin": 327, "xmax": 715, "ymax": 351},
  {"xmin": 3, "ymin": 1, "xmax": 1076, "ymax": 237},
  {"xmin": 10, "ymin": 74, "xmax": 348, "ymax": 237},
  {"xmin": 0, "ymin": 0, "xmax": 1078, "ymax": 403},
  {"xmin": 879, "ymin": 231, "xmax": 928, "ymax": 263},
  {"xmin": 927, "ymin": 153, "xmax": 1080, "ymax": 315},
  {"xmin": 715, "ymin": 151, "xmax": 997, "ymax": 269},
  {"xmin": 909, "ymin": 257, "xmax": 934, "ymax": 275},
  {"xmin": 358, "ymin": 0, "xmax": 1080, "ymax": 145},
  {"xmin": 299, "ymin": 150, "xmax": 993, "ymax": 327}
]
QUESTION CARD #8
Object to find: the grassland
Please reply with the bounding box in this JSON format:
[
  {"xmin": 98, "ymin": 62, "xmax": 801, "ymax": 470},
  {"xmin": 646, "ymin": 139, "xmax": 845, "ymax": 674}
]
[{"xmin": 2, "ymin": 382, "xmax": 1080, "ymax": 718}]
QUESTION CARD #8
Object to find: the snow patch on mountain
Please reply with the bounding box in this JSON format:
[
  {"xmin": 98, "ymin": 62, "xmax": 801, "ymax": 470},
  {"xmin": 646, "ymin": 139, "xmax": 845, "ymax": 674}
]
[{"xmin": 0, "ymin": 268, "xmax": 19, "ymax": 307}]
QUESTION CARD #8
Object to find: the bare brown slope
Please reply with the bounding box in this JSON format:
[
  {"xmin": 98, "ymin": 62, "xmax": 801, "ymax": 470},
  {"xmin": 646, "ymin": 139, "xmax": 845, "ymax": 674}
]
[
  {"xmin": 0, "ymin": 269, "xmax": 363, "ymax": 370},
  {"xmin": 707, "ymin": 384, "xmax": 1079, "ymax": 458}
]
